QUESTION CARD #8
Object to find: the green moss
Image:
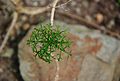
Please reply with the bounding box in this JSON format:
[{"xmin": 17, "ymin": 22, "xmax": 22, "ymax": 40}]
[{"xmin": 27, "ymin": 24, "xmax": 71, "ymax": 63}]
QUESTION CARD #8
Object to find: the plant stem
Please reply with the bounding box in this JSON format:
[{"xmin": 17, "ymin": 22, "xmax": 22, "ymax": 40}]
[
  {"xmin": 54, "ymin": 59, "xmax": 60, "ymax": 81},
  {"xmin": 50, "ymin": 0, "xmax": 61, "ymax": 81},
  {"xmin": 50, "ymin": 0, "xmax": 60, "ymax": 26}
]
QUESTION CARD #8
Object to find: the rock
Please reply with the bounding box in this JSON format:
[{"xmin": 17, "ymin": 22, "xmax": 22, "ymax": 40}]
[
  {"xmin": 112, "ymin": 57, "xmax": 120, "ymax": 81},
  {"xmin": 95, "ymin": 13, "xmax": 104, "ymax": 24},
  {"xmin": 18, "ymin": 21, "xmax": 120, "ymax": 81},
  {"xmin": 78, "ymin": 55, "xmax": 114, "ymax": 81},
  {"xmin": 3, "ymin": 48, "xmax": 14, "ymax": 57},
  {"xmin": 96, "ymin": 36, "xmax": 120, "ymax": 64},
  {"xmin": 0, "ymin": 48, "xmax": 14, "ymax": 58}
]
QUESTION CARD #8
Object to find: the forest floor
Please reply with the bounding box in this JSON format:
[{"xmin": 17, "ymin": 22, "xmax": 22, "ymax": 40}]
[{"xmin": 0, "ymin": 0, "xmax": 120, "ymax": 81}]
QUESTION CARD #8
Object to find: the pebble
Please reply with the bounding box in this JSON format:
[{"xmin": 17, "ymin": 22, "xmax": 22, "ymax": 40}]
[
  {"xmin": 95, "ymin": 13, "xmax": 104, "ymax": 24},
  {"xmin": 23, "ymin": 23, "xmax": 30, "ymax": 30}
]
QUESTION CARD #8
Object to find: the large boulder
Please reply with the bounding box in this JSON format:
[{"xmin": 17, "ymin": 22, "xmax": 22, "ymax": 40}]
[{"xmin": 18, "ymin": 21, "xmax": 120, "ymax": 81}]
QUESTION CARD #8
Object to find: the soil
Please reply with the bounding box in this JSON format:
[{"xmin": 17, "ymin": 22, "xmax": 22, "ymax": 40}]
[
  {"xmin": 0, "ymin": 56, "xmax": 23, "ymax": 81},
  {"xmin": 0, "ymin": 0, "xmax": 120, "ymax": 81}
]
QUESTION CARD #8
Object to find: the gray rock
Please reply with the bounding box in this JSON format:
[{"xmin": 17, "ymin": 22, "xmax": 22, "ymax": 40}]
[
  {"xmin": 96, "ymin": 36, "xmax": 120, "ymax": 64},
  {"xmin": 18, "ymin": 21, "xmax": 120, "ymax": 81},
  {"xmin": 54, "ymin": 20, "xmax": 120, "ymax": 64},
  {"xmin": 0, "ymin": 48, "xmax": 14, "ymax": 57},
  {"xmin": 78, "ymin": 54, "xmax": 114, "ymax": 81}
]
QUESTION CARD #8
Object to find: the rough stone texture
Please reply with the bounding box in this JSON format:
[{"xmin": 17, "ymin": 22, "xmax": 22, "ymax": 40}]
[
  {"xmin": 96, "ymin": 36, "xmax": 120, "ymax": 64},
  {"xmin": 78, "ymin": 55, "xmax": 114, "ymax": 81},
  {"xmin": 18, "ymin": 21, "xmax": 120, "ymax": 81},
  {"xmin": 113, "ymin": 57, "xmax": 120, "ymax": 81}
]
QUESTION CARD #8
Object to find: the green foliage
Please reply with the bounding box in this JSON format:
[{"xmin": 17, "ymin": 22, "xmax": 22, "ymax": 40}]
[
  {"xmin": 27, "ymin": 24, "xmax": 71, "ymax": 63},
  {"xmin": 117, "ymin": 0, "xmax": 120, "ymax": 5}
]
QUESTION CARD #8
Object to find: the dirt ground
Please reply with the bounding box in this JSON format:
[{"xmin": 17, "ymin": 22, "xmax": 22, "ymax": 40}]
[{"xmin": 0, "ymin": 0, "xmax": 120, "ymax": 81}]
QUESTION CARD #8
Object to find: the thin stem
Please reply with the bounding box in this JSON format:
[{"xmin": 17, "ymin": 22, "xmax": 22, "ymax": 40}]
[
  {"xmin": 50, "ymin": 0, "xmax": 60, "ymax": 26},
  {"xmin": 56, "ymin": 0, "xmax": 72, "ymax": 8},
  {"xmin": 17, "ymin": 5, "xmax": 50, "ymax": 15},
  {"xmin": 54, "ymin": 59, "xmax": 60, "ymax": 81}
]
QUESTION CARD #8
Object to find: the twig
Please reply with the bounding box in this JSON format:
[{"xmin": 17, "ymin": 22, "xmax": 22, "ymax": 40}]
[
  {"xmin": 17, "ymin": 6, "xmax": 50, "ymax": 15},
  {"xmin": 0, "ymin": 12, "xmax": 18, "ymax": 53},
  {"xmin": 50, "ymin": 0, "xmax": 60, "ymax": 26},
  {"xmin": 58, "ymin": 11, "xmax": 120, "ymax": 39},
  {"xmin": 9, "ymin": 0, "xmax": 53, "ymax": 15},
  {"xmin": 10, "ymin": 0, "xmax": 71, "ymax": 16},
  {"xmin": 56, "ymin": 0, "xmax": 72, "ymax": 8},
  {"xmin": 19, "ymin": 0, "xmax": 71, "ymax": 16}
]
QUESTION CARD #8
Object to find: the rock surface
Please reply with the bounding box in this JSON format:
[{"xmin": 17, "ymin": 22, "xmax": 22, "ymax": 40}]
[
  {"xmin": 78, "ymin": 55, "xmax": 114, "ymax": 81},
  {"xmin": 18, "ymin": 21, "xmax": 120, "ymax": 81}
]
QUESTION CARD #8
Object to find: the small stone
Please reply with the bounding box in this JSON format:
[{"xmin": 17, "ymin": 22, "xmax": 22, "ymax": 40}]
[
  {"xmin": 95, "ymin": 13, "xmax": 104, "ymax": 24},
  {"xmin": 0, "ymin": 68, "xmax": 3, "ymax": 73},
  {"xmin": 82, "ymin": 1, "xmax": 89, "ymax": 8},
  {"xmin": 40, "ymin": 0, "xmax": 46, "ymax": 6},
  {"xmin": 1, "ymin": 48, "xmax": 14, "ymax": 57},
  {"xmin": 71, "ymin": 1, "xmax": 76, "ymax": 6},
  {"xmin": 33, "ymin": 2, "xmax": 39, "ymax": 6},
  {"xmin": 22, "ymin": 23, "xmax": 30, "ymax": 30},
  {"xmin": 76, "ymin": 8, "xmax": 81, "ymax": 14},
  {"xmin": 107, "ymin": 20, "xmax": 115, "ymax": 29},
  {"xmin": 21, "ymin": 15, "xmax": 28, "ymax": 22},
  {"xmin": 85, "ymin": 15, "xmax": 93, "ymax": 22},
  {"xmin": 9, "ymin": 29, "xmax": 16, "ymax": 37}
]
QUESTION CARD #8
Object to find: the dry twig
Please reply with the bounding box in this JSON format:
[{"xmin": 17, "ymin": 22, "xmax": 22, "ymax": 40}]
[
  {"xmin": 10, "ymin": 0, "xmax": 53, "ymax": 15},
  {"xmin": 50, "ymin": 0, "xmax": 60, "ymax": 81},
  {"xmin": 10, "ymin": 0, "xmax": 72, "ymax": 16},
  {"xmin": 50, "ymin": 0, "xmax": 60, "ymax": 26},
  {"xmin": 56, "ymin": 0, "xmax": 72, "ymax": 8},
  {"xmin": 58, "ymin": 11, "xmax": 120, "ymax": 39},
  {"xmin": 54, "ymin": 59, "xmax": 60, "ymax": 81},
  {"xmin": 17, "ymin": 6, "xmax": 50, "ymax": 15},
  {"xmin": 0, "ymin": 12, "xmax": 18, "ymax": 53}
]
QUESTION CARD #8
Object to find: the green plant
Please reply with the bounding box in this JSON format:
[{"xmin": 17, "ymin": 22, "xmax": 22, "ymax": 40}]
[
  {"xmin": 27, "ymin": 24, "xmax": 71, "ymax": 63},
  {"xmin": 27, "ymin": 0, "xmax": 72, "ymax": 81}
]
